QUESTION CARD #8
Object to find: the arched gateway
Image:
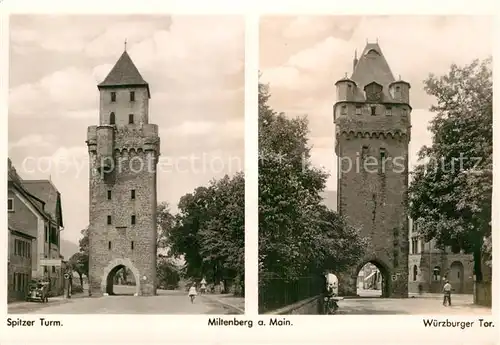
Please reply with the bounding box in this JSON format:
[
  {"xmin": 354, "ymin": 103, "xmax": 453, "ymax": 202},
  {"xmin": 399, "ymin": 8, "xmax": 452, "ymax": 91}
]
[
  {"xmin": 333, "ymin": 42, "xmax": 411, "ymax": 298},
  {"xmin": 86, "ymin": 49, "xmax": 160, "ymax": 297}
]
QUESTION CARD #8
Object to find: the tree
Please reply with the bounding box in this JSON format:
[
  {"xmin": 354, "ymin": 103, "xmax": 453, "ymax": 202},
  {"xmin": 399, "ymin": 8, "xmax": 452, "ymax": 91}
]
[
  {"xmin": 409, "ymin": 58, "xmax": 492, "ymax": 282},
  {"xmin": 167, "ymin": 173, "xmax": 245, "ymax": 295},
  {"xmin": 79, "ymin": 227, "xmax": 89, "ymax": 254},
  {"xmin": 68, "ymin": 252, "xmax": 87, "ymax": 287},
  {"xmin": 157, "ymin": 256, "xmax": 181, "ymax": 289},
  {"xmin": 198, "ymin": 173, "xmax": 245, "ymax": 294},
  {"xmin": 258, "ymin": 81, "xmax": 367, "ymax": 284},
  {"xmin": 157, "ymin": 202, "xmax": 176, "ymax": 251}
]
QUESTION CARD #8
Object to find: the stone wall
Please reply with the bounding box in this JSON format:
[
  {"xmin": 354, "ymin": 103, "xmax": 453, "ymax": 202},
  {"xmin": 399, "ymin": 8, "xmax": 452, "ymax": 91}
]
[
  {"xmin": 408, "ymin": 253, "xmax": 474, "ymax": 294},
  {"xmin": 267, "ymin": 295, "xmax": 322, "ymax": 315},
  {"xmin": 335, "ymin": 131, "xmax": 410, "ymax": 297},
  {"xmin": 88, "ymin": 148, "xmax": 158, "ymax": 296}
]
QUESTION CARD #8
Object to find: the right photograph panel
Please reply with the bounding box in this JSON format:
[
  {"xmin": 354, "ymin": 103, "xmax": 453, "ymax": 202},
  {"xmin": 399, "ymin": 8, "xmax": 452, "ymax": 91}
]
[{"xmin": 258, "ymin": 15, "xmax": 493, "ymax": 315}]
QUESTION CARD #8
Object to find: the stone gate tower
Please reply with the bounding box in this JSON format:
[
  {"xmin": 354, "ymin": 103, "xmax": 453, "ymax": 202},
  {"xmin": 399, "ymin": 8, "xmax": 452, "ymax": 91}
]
[
  {"xmin": 333, "ymin": 42, "xmax": 411, "ymax": 298},
  {"xmin": 86, "ymin": 50, "xmax": 160, "ymax": 296}
]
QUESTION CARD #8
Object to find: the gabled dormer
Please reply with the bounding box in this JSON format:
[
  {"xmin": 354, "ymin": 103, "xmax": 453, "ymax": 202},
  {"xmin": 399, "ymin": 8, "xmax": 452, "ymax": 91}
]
[{"xmin": 364, "ymin": 81, "xmax": 383, "ymax": 102}]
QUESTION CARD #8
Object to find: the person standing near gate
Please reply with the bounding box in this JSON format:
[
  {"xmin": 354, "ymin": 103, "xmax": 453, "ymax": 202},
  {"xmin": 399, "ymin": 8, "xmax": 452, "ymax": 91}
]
[{"xmin": 442, "ymin": 280, "xmax": 452, "ymax": 306}]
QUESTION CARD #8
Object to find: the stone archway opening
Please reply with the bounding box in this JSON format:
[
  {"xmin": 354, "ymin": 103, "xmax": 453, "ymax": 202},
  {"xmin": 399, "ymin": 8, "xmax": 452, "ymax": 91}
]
[
  {"xmin": 101, "ymin": 258, "xmax": 141, "ymax": 296},
  {"xmin": 356, "ymin": 261, "xmax": 390, "ymax": 298},
  {"xmin": 105, "ymin": 265, "xmax": 137, "ymax": 296}
]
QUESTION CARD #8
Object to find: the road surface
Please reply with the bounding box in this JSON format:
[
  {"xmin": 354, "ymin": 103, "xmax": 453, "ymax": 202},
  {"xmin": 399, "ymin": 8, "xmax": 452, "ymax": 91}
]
[
  {"xmin": 337, "ymin": 293, "xmax": 491, "ymax": 315},
  {"xmin": 8, "ymin": 286, "xmax": 236, "ymax": 314}
]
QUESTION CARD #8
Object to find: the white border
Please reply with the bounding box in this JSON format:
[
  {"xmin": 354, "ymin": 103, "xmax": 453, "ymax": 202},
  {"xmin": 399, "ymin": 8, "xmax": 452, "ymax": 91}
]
[{"xmin": 1, "ymin": 0, "xmax": 499, "ymax": 344}]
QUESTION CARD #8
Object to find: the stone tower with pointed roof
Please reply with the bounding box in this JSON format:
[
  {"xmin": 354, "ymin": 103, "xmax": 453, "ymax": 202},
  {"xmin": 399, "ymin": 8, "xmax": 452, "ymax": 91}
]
[
  {"xmin": 86, "ymin": 50, "xmax": 160, "ymax": 296},
  {"xmin": 333, "ymin": 42, "xmax": 411, "ymax": 298}
]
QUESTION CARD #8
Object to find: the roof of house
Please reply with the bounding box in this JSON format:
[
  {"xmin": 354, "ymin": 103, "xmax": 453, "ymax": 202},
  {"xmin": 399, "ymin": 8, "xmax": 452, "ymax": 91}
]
[
  {"xmin": 8, "ymin": 160, "xmax": 50, "ymax": 221},
  {"xmin": 21, "ymin": 180, "xmax": 64, "ymax": 228},
  {"xmin": 9, "ymin": 225, "xmax": 37, "ymax": 239},
  {"xmin": 98, "ymin": 50, "xmax": 150, "ymax": 97}
]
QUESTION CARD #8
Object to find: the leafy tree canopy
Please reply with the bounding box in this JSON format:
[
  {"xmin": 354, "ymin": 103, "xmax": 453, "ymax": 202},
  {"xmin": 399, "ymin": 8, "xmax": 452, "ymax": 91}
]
[
  {"xmin": 258, "ymin": 82, "xmax": 367, "ymax": 283},
  {"xmin": 409, "ymin": 57, "xmax": 492, "ymax": 281},
  {"xmin": 166, "ymin": 172, "xmax": 245, "ymax": 290},
  {"xmin": 157, "ymin": 256, "xmax": 181, "ymax": 289}
]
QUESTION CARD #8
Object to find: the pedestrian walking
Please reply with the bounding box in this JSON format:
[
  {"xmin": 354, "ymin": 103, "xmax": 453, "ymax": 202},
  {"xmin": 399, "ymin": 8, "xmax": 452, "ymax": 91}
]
[
  {"xmin": 200, "ymin": 278, "xmax": 207, "ymax": 294},
  {"xmin": 442, "ymin": 280, "xmax": 452, "ymax": 306},
  {"xmin": 188, "ymin": 284, "xmax": 198, "ymax": 303}
]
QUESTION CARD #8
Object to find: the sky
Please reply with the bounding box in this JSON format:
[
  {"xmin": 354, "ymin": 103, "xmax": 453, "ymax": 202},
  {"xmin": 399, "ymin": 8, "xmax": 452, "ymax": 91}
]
[
  {"xmin": 260, "ymin": 15, "xmax": 493, "ymax": 191},
  {"xmin": 8, "ymin": 15, "xmax": 245, "ymax": 246}
]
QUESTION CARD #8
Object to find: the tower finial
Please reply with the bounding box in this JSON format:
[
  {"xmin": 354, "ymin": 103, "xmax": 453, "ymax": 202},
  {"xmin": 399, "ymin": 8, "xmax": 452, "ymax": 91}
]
[
  {"xmin": 399, "ymin": 74, "xmax": 401, "ymax": 81},
  {"xmin": 354, "ymin": 49, "xmax": 357, "ymax": 59},
  {"xmin": 376, "ymin": 37, "xmax": 379, "ymax": 43},
  {"xmin": 124, "ymin": 39, "xmax": 127, "ymax": 51},
  {"xmin": 345, "ymin": 72, "xmax": 348, "ymax": 78}
]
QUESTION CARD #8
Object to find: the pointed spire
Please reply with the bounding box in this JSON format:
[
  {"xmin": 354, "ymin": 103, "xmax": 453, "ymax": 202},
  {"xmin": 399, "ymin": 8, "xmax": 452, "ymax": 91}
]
[
  {"xmin": 351, "ymin": 41, "xmax": 395, "ymax": 88},
  {"xmin": 98, "ymin": 50, "xmax": 150, "ymax": 97},
  {"xmin": 353, "ymin": 49, "xmax": 359, "ymax": 73},
  {"xmin": 124, "ymin": 38, "xmax": 127, "ymax": 51}
]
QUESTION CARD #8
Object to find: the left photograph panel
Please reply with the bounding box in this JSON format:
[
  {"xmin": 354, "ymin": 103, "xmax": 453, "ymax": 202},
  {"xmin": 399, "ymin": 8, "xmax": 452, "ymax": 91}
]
[{"xmin": 7, "ymin": 15, "xmax": 245, "ymax": 314}]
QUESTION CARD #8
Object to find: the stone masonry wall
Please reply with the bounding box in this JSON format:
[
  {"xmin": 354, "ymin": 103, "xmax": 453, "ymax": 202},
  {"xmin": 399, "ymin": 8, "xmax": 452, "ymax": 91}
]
[
  {"xmin": 99, "ymin": 87, "xmax": 149, "ymax": 126},
  {"xmin": 336, "ymin": 133, "xmax": 409, "ymax": 297},
  {"xmin": 88, "ymin": 148, "xmax": 158, "ymax": 296}
]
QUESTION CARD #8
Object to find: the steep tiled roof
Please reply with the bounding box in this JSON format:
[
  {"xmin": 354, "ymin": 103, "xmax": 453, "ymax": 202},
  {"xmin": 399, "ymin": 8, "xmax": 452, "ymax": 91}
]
[
  {"xmin": 348, "ymin": 43, "xmax": 401, "ymax": 103},
  {"xmin": 22, "ymin": 180, "xmax": 63, "ymax": 228},
  {"xmin": 98, "ymin": 51, "xmax": 149, "ymax": 88},
  {"xmin": 7, "ymin": 159, "xmax": 50, "ymax": 220},
  {"xmin": 351, "ymin": 43, "xmax": 395, "ymax": 88}
]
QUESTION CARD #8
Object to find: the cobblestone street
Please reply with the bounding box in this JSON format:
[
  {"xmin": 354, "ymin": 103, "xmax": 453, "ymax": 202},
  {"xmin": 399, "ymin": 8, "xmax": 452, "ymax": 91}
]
[
  {"xmin": 8, "ymin": 287, "xmax": 242, "ymax": 315},
  {"xmin": 337, "ymin": 293, "xmax": 491, "ymax": 315}
]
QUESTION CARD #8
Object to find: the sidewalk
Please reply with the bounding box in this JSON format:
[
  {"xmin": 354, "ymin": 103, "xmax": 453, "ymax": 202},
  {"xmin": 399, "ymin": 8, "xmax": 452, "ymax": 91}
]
[
  {"xmin": 201, "ymin": 293, "xmax": 245, "ymax": 314},
  {"xmin": 8, "ymin": 293, "xmax": 87, "ymax": 314}
]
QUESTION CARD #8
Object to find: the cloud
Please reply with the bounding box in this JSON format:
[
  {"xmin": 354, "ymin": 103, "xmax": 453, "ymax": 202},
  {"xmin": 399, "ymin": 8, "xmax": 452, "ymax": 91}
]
[
  {"xmin": 260, "ymin": 66, "xmax": 315, "ymax": 90},
  {"xmin": 287, "ymin": 36, "xmax": 351, "ymax": 72},
  {"xmin": 9, "ymin": 15, "xmax": 245, "ymax": 246},
  {"xmin": 84, "ymin": 21, "xmax": 167, "ymax": 58},
  {"xmin": 8, "ymin": 134, "xmax": 56, "ymax": 150},
  {"xmin": 10, "ymin": 16, "xmax": 244, "ymax": 121},
  {"xmin": 283, "ymin": 16, "xmax": 333, "ymax": 39},
  {"xmin": 260, "ymin": 15, "xmax": 492, "ymax": 191},
  {"xmin": 126, "ymin": 16, "xmax": 245, "ymax": 83},
  {"xmin": 10, "ymin": 67, "xmax": 99, "ymax": 118},
  {"xmin": 262, "ymin": 16, "xmax": 492, "ymax": 107},
  {"xmin": 161, "ymin": 119, "xmax": 244, "ymax": 144}
]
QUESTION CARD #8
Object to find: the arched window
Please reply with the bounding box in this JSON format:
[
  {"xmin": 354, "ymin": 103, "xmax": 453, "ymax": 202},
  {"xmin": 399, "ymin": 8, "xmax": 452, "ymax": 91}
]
[
  {"xmin": 110, "ymin": 112, "xmax": 115, "ymax": 125},
  {"xmin": 413, "ymin": 265, "xmax": 418, "ymax": 281},
  {"xmin": 129, "ymin": 114, "xmax": 134, "ymax": 124}
]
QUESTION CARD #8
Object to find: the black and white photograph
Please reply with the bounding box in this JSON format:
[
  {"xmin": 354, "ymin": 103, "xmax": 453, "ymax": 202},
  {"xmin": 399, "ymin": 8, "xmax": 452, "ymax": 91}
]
[
  {"xmin": 7, "ymin": 14, "xmax": 245, "ymax": 314},
  {"xmin": 258, "ymin": 15, "xmax": 493, "ymax": 315}
]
